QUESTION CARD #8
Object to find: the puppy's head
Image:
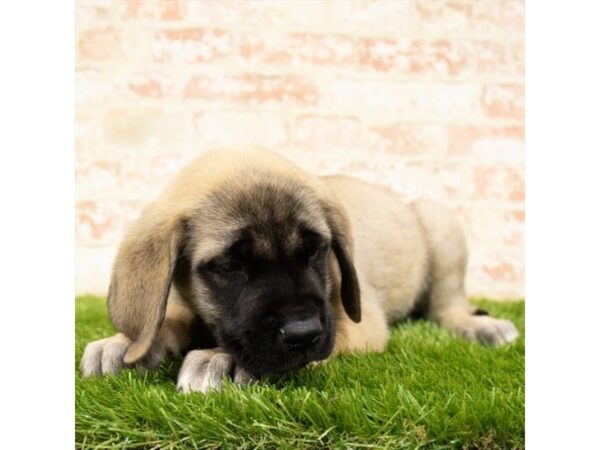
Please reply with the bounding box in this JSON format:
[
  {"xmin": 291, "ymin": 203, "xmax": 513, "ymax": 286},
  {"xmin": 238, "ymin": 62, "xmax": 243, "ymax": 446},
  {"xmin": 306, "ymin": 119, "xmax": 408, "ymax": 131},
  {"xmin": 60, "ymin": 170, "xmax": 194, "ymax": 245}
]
[{"xmin": 108, "ymin": 149, "xmax": 360, "ymax": 376}]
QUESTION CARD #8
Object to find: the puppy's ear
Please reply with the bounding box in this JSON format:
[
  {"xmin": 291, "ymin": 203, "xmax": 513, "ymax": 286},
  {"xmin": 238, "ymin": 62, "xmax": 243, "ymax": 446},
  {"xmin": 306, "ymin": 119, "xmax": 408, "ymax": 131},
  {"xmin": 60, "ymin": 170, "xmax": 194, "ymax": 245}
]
[
  {"xmin": 322, "ymin": 200, "xmax": 361, "ymax": 323},
  {"xmin": 107, "ymin": 211, "xmax": 187, "ymax": 364}
]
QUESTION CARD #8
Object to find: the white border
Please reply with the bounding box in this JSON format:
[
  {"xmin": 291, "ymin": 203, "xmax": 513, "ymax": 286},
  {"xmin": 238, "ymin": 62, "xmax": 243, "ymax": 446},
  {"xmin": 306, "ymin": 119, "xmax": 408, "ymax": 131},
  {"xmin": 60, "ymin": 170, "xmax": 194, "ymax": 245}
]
[
  {"xmin": 526, "ymin": 1, "xmax": 600, "ymax": 448},
  {"xmin": 0, "ymin": 2, "xmax": 74, "ymax": 448}
]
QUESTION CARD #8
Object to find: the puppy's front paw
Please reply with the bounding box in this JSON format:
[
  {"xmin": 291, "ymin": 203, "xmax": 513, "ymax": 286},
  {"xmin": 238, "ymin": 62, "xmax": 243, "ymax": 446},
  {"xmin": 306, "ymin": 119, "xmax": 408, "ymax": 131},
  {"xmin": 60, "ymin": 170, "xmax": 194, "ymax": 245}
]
[
  {"xmin": 177, "ymin": 350, "xmax": 255, "ymax": 394},
  {"xmin": 80, "ymin": 333, "xmax": 166, "ymax": 377},
  {"xmin": 456, "ymin": 316, "xmax": 519, "ymax": 345},
  {"xmin": 80, "ymin": 333, "xmax": 131, "ymax": 377}
]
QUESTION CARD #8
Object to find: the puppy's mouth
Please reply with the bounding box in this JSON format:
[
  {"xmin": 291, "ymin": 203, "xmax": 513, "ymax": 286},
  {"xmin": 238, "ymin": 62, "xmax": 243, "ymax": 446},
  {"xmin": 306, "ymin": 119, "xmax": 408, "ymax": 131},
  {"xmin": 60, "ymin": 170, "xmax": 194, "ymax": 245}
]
[
  {"xmin": 219, "ymin": 316, "xmax": 335, "ymax": 376},
  {"xmin": 241, "ymin": 336, "xmax": 333, "ymax": 376}
]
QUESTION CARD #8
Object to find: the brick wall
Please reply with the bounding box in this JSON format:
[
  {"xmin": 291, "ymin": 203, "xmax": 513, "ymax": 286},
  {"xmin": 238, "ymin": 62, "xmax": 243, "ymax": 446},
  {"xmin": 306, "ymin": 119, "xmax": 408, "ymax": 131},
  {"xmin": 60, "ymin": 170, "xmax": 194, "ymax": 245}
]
[{"xmin": 76, "ymin": 0, "xmax": 524, "ymax": 299}]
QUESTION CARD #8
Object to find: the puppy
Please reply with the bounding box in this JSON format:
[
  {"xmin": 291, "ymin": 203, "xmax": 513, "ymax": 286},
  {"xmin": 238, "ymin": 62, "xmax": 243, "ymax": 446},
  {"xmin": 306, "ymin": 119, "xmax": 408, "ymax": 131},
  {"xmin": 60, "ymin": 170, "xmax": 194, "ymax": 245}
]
[{"xmin": 80, "ymin": 147, "xmax": 518, "ymax": 393}]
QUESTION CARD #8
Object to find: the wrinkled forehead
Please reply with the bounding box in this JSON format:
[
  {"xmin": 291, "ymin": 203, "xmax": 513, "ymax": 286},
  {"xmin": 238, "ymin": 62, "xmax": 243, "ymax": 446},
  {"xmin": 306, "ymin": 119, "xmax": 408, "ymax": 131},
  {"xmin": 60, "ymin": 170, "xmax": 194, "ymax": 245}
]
[{"xmin": 190, "ymin": 179, "xmax": 331, "ymax": 262}]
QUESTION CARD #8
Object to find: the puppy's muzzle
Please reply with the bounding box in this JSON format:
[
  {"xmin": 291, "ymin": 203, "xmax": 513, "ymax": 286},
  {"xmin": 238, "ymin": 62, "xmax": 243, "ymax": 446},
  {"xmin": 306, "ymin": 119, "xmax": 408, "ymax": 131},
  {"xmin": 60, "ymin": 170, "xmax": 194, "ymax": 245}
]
[{"xmin": 278, "ymin": 317, "xmax": 322, "ymax": 351}]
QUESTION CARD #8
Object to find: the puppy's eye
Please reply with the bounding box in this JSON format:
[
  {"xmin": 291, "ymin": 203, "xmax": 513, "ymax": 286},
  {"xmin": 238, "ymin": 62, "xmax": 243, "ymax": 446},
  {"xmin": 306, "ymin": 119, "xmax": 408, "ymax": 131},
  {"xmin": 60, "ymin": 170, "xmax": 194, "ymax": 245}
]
[
  {"xmin": 199, "ymin": 259, "xmax": 244, "ymax": 276},
  {"xmin": 208, "ymin": 259, "xmax": 245, "ymax": 275},
  {"xmin": 217, "ymin": 261, "xmax": 243, "ymax": 273},
  {"xmin": 307, "ymin": 242, "xmax": 327, "ymax": 259},
  {"xmin": 300, "ymin": 231, "xmax": 329, "ymax": 261}
]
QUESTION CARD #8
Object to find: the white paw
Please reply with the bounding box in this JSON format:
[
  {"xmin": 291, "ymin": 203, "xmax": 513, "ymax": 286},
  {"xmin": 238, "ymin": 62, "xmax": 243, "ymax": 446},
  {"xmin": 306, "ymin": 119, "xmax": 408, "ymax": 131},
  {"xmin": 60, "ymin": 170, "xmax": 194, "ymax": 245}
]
[
  {"xmin": 456, "ymin": 316, "xmax": 519, "ymax": 345},
  {"xmin": 79, "ymin": 333, "xmax": 165, "ymax": 377},
  {"xmin": 177, "ymin": 350, "xmax": 255, "ymax": 394}
]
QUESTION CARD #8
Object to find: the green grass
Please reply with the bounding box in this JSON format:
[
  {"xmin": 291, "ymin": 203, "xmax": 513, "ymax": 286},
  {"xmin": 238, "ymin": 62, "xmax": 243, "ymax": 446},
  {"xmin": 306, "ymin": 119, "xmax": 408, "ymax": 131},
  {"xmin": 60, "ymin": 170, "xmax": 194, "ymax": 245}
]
[{"xmin": 75, "ymin": 296, "xmax": 524, "ymax": 449}]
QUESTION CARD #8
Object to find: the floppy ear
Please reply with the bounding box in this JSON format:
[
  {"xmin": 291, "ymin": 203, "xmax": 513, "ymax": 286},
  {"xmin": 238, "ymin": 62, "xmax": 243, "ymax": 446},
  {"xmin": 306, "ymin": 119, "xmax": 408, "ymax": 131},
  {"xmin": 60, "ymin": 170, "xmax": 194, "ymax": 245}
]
[
  {"xmin": 107, "ymin": 211, "xmax": 187, "ymax": 365},
  {"xmin": 322, "ymin": 200, "xmax": 361, "ymax": 323}
]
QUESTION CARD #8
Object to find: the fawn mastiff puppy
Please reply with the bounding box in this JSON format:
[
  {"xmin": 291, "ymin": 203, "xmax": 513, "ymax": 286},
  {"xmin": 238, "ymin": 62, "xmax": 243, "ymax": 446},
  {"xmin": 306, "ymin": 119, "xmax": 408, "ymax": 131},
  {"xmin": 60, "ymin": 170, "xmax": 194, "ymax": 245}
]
[{"xmin": 80, "ymin": 147, "xmax": 518, "ymax": 392}]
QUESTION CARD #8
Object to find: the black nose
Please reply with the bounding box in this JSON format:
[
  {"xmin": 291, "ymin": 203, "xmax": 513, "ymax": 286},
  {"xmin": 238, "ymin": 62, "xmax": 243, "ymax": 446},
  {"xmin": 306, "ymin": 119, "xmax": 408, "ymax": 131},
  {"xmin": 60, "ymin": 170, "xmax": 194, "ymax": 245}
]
[{"xmin": 279, "ymin": 317, "xmax": 322, "ymax": 350}]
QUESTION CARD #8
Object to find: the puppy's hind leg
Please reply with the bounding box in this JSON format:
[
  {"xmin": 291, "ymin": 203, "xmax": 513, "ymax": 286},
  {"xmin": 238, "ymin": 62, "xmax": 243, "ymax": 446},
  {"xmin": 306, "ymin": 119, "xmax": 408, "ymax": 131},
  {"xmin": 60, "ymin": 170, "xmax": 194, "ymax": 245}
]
[
  {"xmin": 80, "ymin": 302, "xmax": 197, "ymax": 377},
  {"xmin": 413, "ymin": 200, "xmax": 519, "ymax": 345},
  {"xmin": 427, "ymin": 281, "xmax": 519, "ymax": 345}
]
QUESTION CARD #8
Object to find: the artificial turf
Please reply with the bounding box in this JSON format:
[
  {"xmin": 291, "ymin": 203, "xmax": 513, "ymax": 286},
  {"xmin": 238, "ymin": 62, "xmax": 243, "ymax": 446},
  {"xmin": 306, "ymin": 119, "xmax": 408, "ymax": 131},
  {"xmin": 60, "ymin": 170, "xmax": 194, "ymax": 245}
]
[{"xmin": 75, "ymin": 296, "xmax": 524, "ymax": 449}]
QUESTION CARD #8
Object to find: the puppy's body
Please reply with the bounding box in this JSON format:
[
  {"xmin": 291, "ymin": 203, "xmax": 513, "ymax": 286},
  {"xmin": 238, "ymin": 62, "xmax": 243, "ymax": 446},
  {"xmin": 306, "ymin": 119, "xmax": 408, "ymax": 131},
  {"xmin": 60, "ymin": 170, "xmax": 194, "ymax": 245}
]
[
  {"xmin": 80, "ymin": 147, "xmax": 518, "ymax": 392},
  {"xmin": 328, "ymin": 175, "xmax": 431, "ymax": 323}
]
